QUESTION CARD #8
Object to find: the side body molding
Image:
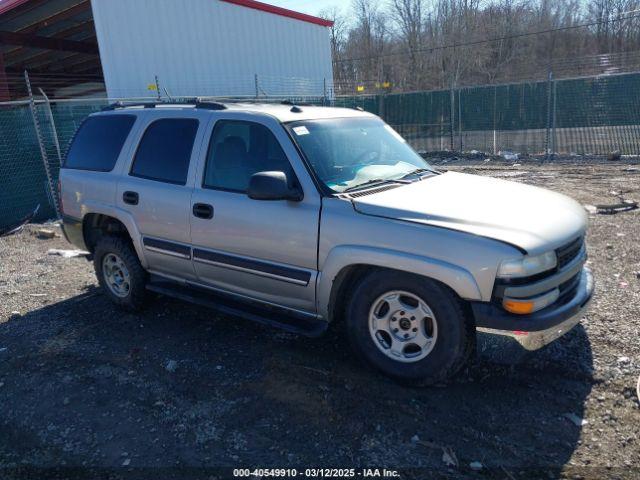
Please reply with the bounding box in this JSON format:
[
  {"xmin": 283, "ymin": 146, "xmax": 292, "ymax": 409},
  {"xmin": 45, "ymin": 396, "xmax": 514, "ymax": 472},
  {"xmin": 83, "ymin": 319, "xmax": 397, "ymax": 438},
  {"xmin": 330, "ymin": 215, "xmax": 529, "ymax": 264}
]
[
  {"xmin": 81, "ymin": 201, "xmax": 148, "ymax": 268},
  {"xmin": 316, "ymin": 245, "xmax": 483, "ymax": 321}
]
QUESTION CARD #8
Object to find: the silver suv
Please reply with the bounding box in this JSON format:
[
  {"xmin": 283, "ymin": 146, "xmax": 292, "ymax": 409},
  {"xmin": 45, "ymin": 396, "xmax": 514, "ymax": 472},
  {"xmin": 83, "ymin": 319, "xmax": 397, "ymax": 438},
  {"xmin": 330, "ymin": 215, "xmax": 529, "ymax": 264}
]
[{"xmin": 59, "ymin": 100, "xmax": 594, "ymax": 384}]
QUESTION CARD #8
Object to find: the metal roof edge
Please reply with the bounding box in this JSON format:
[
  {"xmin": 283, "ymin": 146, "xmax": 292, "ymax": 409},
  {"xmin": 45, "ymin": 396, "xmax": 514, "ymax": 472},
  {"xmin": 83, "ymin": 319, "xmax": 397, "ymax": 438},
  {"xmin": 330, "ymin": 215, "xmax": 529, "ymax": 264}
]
[{"xmin": 219, "ymin": 0, "xmax": 334, "ymax": 27}]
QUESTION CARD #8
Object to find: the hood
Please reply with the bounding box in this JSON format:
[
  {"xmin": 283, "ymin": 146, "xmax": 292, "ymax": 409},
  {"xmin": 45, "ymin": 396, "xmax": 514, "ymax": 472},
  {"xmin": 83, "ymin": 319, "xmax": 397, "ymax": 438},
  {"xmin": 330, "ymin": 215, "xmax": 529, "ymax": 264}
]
[{"xmin": 351, "ymin": 171, "xmax": 587, "ymax": 254}]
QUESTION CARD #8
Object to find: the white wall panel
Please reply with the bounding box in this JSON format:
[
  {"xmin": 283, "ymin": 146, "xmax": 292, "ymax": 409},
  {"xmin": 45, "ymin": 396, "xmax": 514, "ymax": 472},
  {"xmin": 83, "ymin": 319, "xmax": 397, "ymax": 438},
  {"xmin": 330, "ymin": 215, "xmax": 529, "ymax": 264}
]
[{"xmin": 91, "ymin": 0, "xmax": 333, "ymax": 99}]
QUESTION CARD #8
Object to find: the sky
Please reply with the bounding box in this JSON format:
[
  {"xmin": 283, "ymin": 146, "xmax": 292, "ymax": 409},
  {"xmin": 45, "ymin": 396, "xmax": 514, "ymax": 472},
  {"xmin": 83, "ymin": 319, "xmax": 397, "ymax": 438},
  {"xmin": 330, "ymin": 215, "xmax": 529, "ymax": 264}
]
[{"xmin": 266, "ymin": 0, "xmax": 347, "ymax": 17}]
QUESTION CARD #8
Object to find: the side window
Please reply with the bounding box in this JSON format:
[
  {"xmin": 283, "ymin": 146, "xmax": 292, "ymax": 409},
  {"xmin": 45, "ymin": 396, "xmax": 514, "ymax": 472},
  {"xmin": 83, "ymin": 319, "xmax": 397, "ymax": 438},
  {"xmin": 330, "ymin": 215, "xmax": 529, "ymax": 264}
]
[
  {"xmin": 64, "ymin": 115, "xmax": 135, "ymax": 171},
  {"xmin": 130, "ymin": 118, "xmax": 199, "ymax": 185},
  {"xmin": 203, "ymin": 120, "xmax": 294, "ymax": 192}
]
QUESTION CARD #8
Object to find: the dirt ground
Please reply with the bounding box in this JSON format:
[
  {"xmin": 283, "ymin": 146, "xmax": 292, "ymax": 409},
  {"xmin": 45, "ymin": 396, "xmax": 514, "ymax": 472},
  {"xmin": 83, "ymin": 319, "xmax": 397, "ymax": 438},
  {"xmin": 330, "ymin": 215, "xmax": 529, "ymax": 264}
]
[{"xmin": 0, "ymin": 161, "xmax": 638, "ymax": 479}]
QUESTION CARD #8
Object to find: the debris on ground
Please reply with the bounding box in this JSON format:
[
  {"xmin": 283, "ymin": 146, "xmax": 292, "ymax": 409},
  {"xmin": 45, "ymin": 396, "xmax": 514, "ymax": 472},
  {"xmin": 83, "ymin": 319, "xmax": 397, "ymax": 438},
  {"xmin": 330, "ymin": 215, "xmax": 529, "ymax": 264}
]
[
  {"xmin": 165, "ymin": 360, "xmax": 178, "ymax": 372},
  {"xmin": 583, "ymin": 204, "xmax": 598, "ymax": 214},
  {"xmin": 34, "ymin": 228, "xmax": 57, "ymax": 239},
  {"xmin": 442, "ymin": 447, "xmax": 459, "ymax": 468},
  {"xmin": 469, "ymin": 461, "xmax": 483, "ymax": 471},
  {"xmin": 563, "ymin": 413, "xmax": 588, "ymax": 426},
  {"xmin": 47, "ymin": 249, "xmax": 89, "ymax": 258},
  {"xmin": 499, "ymin": 151, "xmax": 519, "ymax": 161},
  {"xmin": 0, "ymin": 204, "xmax": 39, "ymax": 238},
  {"xmin": 595, "ymin": 200, "xmax": 638, "ymax": 215},
  {"xmin": 416, "ymin": 440, "xmax": 459, "ymax": 468},
  {"xmin": 608, "ymin": 150, "xmax": 622, "ymax": 161}
]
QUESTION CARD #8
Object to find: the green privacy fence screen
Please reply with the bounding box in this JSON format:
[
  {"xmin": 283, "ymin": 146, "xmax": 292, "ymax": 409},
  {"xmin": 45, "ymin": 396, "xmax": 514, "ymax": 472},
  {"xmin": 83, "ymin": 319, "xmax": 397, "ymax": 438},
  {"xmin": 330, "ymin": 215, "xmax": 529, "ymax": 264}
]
[
  {"xmin": 336, "ymin": 70, "xmax": 640, "ymax": 156},
  {"xmin": 0, "ymin": 100, "xmax": 106, "ymax": 229},
  {"xmin": 1, "ymin": 70, "xmax": 639, "ymax": 229}
]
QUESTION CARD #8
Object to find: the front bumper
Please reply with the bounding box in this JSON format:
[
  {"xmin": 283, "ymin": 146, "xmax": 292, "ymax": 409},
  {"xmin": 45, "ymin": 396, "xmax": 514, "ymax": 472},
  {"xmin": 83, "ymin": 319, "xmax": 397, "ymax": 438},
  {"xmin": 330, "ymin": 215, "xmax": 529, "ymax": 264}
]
[{"xmin": 472, "ymin": 267, "xmax": 594, "ymax": 351}]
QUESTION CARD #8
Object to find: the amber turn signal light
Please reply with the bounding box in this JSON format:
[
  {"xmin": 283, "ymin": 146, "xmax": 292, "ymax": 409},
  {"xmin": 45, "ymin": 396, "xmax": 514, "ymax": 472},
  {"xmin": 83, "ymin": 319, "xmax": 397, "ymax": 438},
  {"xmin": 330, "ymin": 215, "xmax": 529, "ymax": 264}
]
[{"xmin": 503, "ymin": 299, "xmax": 535, "ymax": 315}]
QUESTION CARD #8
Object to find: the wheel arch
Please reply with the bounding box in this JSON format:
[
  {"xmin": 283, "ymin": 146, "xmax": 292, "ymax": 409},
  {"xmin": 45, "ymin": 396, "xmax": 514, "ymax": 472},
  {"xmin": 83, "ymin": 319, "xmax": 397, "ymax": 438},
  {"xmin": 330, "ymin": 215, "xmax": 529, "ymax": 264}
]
[
  {"xmin": 80, "ymin": 205, "xmax": 147, "ymax": 268},
  {"xmin": 318, "ymin": 246, "xmax": 482, "ymax": 322}
]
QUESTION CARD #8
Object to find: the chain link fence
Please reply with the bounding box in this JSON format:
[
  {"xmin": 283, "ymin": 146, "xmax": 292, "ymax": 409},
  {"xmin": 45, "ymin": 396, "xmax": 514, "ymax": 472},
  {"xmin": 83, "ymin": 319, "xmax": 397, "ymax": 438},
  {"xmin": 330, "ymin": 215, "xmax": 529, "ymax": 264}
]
[
  {"xmin": 1, "ymin": 70, "xmax": 639, "ymax": 230},
  {"xmin": 338, "ymin": 70, "xmax": 640, "ymax": 158}
]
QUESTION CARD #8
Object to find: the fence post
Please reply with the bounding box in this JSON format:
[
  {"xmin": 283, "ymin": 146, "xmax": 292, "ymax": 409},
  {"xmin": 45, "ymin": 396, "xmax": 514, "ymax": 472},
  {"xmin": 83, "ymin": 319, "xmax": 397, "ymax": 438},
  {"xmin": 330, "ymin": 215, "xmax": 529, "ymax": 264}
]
[
  {"xmin": 25, "ymin": 70, "xmax": 60, "ymax": 219},
  {"xmin": 545, "ymin": 70, "xmax": 553, "ymax": 161},
  {"xmin": 493, "ymin": 85, "xmax": 497, "ymax": 155},
  {"xmin": 254, "ymin": 74, "xmax": 259, "ymax": 99},
  {"xmin": 458, "ymin": 88, "xmax": 462, "ymax": 151},
  {"xmin": 449, "ymin": 85, "xmax": 455, "ymax": 151},
  {"xmin": 552, "ymin": 75, "xmax": 557, "ymax": 160},
  {"xmin": 38, "ymin": 88, "xmax": 62, "ymax": 167},
  {"xmin": 323, "ymin": 78, "xmax": 328, "ymax": 106},
  {"xmin": 154, "ymin": 75, "xmax": 161, "ymax": 101}
]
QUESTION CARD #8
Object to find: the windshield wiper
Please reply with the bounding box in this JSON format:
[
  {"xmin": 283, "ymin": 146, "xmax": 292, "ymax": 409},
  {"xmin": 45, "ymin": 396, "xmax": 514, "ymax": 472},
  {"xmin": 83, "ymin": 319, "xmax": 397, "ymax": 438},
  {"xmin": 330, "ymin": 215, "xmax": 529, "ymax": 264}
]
[
  {"xmin": 399, "ymin": 167, "xmax": 438, "ymax": 181},
  {"xmin": 343, "ymin": 178, "xmax": 407, "ymax": 193}
]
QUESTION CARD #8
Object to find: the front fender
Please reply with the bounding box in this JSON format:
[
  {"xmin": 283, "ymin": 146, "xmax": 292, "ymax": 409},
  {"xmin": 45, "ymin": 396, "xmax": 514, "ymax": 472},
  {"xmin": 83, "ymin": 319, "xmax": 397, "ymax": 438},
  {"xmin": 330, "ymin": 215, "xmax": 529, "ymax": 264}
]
[
  {"xmin": 317, "ymin": 245, "xmax": 482, "ymax": 320},
  {"xmin": 81, "ymin": 201, "xmax": 148, "ymax": 268}
]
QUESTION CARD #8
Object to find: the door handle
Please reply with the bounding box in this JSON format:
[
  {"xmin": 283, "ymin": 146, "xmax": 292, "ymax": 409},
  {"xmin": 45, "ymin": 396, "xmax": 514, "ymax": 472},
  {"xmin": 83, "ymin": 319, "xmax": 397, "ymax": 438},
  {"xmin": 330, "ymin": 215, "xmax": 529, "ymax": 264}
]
[
  {"xmin": 123, "ymin": 191, "xmax": 139, "ymax": 205},
  {"xmin": 193, "ymin": 203, "xmax": 214, "ymax": 219}
]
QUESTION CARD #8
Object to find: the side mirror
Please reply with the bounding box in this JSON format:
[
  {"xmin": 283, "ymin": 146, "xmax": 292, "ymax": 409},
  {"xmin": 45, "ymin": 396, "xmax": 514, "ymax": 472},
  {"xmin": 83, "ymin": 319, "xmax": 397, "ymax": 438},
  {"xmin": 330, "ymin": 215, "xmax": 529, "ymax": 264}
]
[{"xmin": 247, "ymin": 171, "xmax": 303, "ymax": 202}]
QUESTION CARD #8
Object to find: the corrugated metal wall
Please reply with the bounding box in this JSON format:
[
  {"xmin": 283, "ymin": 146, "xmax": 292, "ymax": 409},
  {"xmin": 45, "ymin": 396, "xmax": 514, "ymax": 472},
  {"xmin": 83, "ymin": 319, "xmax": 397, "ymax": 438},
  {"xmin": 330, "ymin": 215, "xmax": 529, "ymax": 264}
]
[{"xmin": 90, "ymin": 0, "xmax": 333, "ymax": 99}]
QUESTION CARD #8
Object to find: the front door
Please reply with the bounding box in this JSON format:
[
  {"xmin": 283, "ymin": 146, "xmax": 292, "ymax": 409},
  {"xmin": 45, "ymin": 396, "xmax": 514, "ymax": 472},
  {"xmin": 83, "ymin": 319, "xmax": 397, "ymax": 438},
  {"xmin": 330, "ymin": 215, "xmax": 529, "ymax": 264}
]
[
  {"xmin": 117, "ymin": 112, "xmax": 205, "ymax": 281},
  {"xmin": 190, "ymin": 116, "xmax": 320, "ymax": 313}
]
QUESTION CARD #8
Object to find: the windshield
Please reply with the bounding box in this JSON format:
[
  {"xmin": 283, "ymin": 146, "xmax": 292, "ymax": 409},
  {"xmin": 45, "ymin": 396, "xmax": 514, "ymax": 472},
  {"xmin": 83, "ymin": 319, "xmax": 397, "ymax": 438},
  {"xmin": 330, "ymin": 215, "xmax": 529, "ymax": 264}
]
[{"xmin": 286, "ymin": 117, "xmax": 433, "ymax": 193}]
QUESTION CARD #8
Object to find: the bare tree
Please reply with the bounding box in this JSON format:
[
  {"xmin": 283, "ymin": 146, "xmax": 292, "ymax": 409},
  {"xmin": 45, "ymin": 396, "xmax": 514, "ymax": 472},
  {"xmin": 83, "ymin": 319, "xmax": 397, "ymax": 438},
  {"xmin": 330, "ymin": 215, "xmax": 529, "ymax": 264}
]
[
  {"xmin": 348, "ymin": 0, "xmax": 388, "ymax": 88},
  {"xmin": 329, "ymin": 0, "xmax": 640, "ymax": 93},
  {"xmin": 318, "ymin": 7, "xmax": 349, "ymax": 91},
  {"xmin": 390, "ymin": 0, "xmax": 425, "ymax": 90}
]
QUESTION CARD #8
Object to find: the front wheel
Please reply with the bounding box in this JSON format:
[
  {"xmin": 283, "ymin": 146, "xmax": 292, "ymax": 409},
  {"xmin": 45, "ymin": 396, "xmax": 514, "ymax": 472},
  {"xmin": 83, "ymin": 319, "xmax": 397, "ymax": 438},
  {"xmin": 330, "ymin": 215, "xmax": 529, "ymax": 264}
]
[
  {"xmin": 94, "ymin": 235, "xmax": 147, "ymax": 311},
  {"xmin": 346, "ymin": 271, "xmax": 473, "ymax": 385}
]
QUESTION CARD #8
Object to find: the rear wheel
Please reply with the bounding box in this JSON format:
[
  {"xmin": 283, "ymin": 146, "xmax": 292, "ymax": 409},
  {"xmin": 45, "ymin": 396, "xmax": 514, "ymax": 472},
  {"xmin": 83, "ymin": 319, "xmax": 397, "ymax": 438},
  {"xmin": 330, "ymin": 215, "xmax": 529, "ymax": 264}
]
[
  {"xmin": 94, "ymin": 236, "xmax": 147, "ymax": 311},
  {"xmin": 346, "ymin": 270, "xmax": 473, "ymax": 385}
]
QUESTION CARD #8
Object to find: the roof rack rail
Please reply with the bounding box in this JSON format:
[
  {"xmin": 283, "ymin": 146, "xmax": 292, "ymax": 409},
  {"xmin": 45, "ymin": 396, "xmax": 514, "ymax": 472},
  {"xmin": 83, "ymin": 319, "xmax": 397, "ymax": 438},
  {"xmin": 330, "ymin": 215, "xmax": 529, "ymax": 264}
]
[
  {"xmin": 101, "ymin": 98, "xmax": 228, "ymax": 112},
  {"xmin": 102, "ymin": 101, "xmax": 158, "ymax": 111}
]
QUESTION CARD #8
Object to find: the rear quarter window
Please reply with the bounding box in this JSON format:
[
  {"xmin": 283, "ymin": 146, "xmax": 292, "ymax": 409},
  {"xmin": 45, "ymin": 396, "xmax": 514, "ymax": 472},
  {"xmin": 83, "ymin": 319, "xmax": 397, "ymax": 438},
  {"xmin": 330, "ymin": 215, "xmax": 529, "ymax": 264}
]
[{"xmin": 64, "ymin": 115, "xmax": 136, "ymax": 171}]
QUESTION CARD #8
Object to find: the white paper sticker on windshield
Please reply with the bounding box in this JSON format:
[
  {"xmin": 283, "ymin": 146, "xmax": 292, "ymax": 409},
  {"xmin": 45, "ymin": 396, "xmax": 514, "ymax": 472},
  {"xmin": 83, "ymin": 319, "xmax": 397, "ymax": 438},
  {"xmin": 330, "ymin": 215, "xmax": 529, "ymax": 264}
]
[
  {"xmin": 293, "ymin": 126, "xmax": 310, "ymax": 136},
  {"xmin": 384, "ymin": 124, "xmax": 406, "ymax": 143}
]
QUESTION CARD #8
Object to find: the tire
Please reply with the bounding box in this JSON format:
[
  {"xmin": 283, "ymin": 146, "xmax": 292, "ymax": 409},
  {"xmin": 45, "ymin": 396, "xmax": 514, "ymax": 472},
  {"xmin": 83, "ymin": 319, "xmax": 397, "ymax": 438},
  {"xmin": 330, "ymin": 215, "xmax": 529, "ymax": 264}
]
[
  {"xmin": 94, "ymin": 235, "xmax": 147, "ymax": 311},
  {"xmin": 345, "ymin": 270, "xmax": 474, "ymax": 385}
]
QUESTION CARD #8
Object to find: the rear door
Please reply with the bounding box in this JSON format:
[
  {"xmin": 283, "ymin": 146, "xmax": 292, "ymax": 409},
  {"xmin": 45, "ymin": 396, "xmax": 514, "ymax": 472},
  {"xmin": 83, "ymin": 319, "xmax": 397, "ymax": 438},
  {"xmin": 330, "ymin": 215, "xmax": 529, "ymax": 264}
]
[
  {"xmin": 117, "ymin": 110, "xmax": 206, "ymax": 281},
  {"xmin": 189, "ymin": 114, "xmax": 321, "ymax": 313}
]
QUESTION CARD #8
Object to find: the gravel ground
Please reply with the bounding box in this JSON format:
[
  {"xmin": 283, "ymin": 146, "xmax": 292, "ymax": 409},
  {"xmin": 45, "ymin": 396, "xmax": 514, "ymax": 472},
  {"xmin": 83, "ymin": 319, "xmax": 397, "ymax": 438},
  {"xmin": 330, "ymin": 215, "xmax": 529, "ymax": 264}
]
[{"xmin": 0, "ymin": 161, "xmax": 638, "ymax": 479}]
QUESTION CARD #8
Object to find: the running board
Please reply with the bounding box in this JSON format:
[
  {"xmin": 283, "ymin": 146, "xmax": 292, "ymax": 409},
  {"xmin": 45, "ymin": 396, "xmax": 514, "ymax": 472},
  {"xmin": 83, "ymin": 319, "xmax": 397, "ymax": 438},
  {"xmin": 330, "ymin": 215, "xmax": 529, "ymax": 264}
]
[{"xmin": 146, "ymin": 276, "xmax": 327, "ymax": 337}]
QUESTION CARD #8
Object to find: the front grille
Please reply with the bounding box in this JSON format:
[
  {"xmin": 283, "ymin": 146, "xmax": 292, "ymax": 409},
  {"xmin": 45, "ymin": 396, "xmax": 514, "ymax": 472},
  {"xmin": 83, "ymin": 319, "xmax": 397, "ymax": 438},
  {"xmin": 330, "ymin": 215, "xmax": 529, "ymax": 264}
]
[
  {"xmin": 556, "ymin": 237, "xmax": 584, "ymax": 270},
  {"xmin": 558, "ymin": 272, "xmax": 581, "ymax": 300}
]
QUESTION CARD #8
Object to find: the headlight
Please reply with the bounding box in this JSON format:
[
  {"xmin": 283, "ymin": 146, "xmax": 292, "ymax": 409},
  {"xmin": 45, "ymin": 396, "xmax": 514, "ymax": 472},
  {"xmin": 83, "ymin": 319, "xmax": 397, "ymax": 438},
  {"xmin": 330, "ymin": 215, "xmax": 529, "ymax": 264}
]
[{"xmin": 497, "ymin": 251, "xmax": 557, "ymax": 279}]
